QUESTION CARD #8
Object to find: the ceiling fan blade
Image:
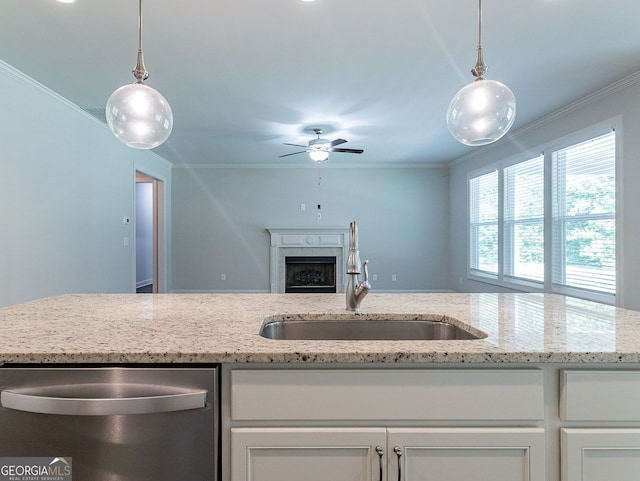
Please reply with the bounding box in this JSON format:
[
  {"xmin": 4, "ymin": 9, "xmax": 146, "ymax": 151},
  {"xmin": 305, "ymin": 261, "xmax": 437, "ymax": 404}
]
[
  {"xmin": 283, "ymin": 143, "xmax": 308, "ymax": 148},
  {"xmin": 331, "ymin": 148, "xmax": 364, "ymax": 154},
  {"xmin": 330, "ymin": 138, "xmax": 347, "ymax": 147},
  {"xmin": 279, "ymin": 150, "xmax": 308, "ymax": 158}
]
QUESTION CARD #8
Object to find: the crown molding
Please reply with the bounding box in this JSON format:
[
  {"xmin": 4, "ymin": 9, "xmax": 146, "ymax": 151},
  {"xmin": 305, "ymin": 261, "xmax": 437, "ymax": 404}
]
[
  {"xmin": 0, "ymin": 59, "xmax": 92, "ymax": 120},
  {"xmin": 1, "ymin": 59, "xmax": 171, "ymax": 165},
  {"xmin": 171, "ymin": 161, "xmax": 448, "ymax": 169}
]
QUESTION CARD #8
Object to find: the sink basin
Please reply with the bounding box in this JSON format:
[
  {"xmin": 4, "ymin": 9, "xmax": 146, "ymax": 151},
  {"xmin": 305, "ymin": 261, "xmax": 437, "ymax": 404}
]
[{"xmin": 259, "ymin": 316, "xmax": 486, "ymax": 341}]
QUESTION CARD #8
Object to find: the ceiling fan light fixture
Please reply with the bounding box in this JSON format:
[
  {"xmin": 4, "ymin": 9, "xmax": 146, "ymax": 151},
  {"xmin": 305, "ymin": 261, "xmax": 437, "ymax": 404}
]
[
  {"xmin": 446, "ymin": 0, "xmax": 516, "ymax": 146},
  {"xmin": 309, "ymin": 149, "xmax": 330, "ymax": 162},
  {"xmin": 105, "ymin": 0, "xmax": 173, "ymax": 149},
  {"xmin": 279, "ymin": 128, "xmax": 362, "ymax": 160}
]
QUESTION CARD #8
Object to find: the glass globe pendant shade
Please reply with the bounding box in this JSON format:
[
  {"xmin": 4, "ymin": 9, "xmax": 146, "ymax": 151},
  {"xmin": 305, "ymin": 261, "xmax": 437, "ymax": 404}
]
[
  {"xmin": 106, "ymin": 81, "xmax": 173, "ymax": 149},
  {"xmin": 446, "ymin": 78, "xmax": 516, "ymax": 146},
  {"xmin": 309, "ymin": 149, "xmax": 330, "ymax": 162}
]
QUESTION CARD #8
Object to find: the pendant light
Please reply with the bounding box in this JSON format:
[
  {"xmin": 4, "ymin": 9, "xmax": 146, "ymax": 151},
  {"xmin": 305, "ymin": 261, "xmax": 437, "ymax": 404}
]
[
  {"xmin": 106, "ymin": 0, "xmax": 173, "ymax": 149},
  {"xmin": 446, "ymin": 0, "xmax": 516, "ymax": 146}
]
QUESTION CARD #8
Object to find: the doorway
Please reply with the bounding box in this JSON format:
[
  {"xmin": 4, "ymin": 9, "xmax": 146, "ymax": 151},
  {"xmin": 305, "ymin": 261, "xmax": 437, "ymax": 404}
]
[{"xmin": 135, "ymin": 172, "xmax": 164, "ymax": 293}]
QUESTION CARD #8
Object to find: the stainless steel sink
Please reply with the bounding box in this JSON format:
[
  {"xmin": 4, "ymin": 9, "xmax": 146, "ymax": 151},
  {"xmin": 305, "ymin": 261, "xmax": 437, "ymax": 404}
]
[{"xmin": 259, "ymin": 317, "xmax": 486, "ymax": 341}]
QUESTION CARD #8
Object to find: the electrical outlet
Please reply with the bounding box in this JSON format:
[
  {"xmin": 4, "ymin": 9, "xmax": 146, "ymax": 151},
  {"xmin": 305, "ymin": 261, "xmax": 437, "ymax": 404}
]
[
  {"xmin": 392, "ymin": 274, "xmax": 397, "ymax": 281},
  {"xmin": 372, "ymin": 274, "xmax": 378, "ymax": 281},
  {"xmin": 317, "ymin": 213, "xmax": 322, "ymax": 220},
  {"xmin": 221, "ymin": 274, "xmax": 226, "ymax": 281},
  {"xmin": 300, "ymin": 203, "xmax": 306, "ymax": 211}
]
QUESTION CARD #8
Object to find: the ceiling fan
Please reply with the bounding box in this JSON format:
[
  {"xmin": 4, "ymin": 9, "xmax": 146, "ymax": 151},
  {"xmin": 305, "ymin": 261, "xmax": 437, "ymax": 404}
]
[{"xmin": 280, "ymin": 129, "xmax": 364, "ymax": 162}]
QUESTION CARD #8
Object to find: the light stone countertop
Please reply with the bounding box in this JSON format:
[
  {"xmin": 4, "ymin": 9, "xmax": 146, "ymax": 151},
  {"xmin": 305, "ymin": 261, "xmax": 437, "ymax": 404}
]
[{"xmin": 0, "ymin": 292, "xmax": 638, "ymax": 364}]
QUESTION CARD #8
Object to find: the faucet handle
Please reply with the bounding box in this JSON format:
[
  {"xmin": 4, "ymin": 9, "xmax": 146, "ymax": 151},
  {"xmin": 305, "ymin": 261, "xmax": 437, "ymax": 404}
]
[{"xmin": 362, "ymin": 260, "xmax": 370, "ymax": 284}]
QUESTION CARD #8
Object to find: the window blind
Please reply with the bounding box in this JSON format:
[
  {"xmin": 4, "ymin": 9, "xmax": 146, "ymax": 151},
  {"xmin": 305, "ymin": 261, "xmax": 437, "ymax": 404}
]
[
  {"xmin": 551, "ymin": 131, "xmax": 616, "ymax": 294},
  {"xmin": 469, "ymin": 171, "xmax": 499, "ymax": 275},
  {"xmin": 504, "ymin": 156, "xmax": 544, "ymax": 282}
]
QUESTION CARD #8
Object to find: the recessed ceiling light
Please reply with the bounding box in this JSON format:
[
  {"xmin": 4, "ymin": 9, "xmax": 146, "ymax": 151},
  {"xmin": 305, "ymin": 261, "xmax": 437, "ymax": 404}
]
[{"xmin": 57, "ymin": 0, "xmax": 76, "ymax": 3}]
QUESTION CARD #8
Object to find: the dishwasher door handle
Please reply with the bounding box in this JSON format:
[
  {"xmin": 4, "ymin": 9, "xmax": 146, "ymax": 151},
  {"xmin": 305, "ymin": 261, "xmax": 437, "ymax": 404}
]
[{"xmin": 0, "ymin": 385, "xmax": 208, "ymax": 416}]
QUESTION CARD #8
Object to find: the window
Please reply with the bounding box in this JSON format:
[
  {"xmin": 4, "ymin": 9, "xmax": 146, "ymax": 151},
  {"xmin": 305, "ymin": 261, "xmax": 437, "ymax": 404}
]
[
  {"xmin": 469, "ymin": 171, "xmax": 498, "ymax": 275},
  {"xmin": 504, "ymin": 156, "xmax": 545, "ymax": 282},
  {"xmin": 468, "ymin": 125, "xmax": 617, "ymax": 303},
  {"xmin": 552, "ymin": 132, "xmax": 616, "ymax": 295}
]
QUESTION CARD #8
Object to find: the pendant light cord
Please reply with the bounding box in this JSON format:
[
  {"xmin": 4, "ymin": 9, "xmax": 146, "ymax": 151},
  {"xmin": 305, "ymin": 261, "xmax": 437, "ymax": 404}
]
[
  {"xmin": 477, "ymin": 0, "xmax": 482, "ymax": 50},
  {"xmin": 133, "ymin": 0, "xmax": 149, "ymax": 82},
  {"xmin": 471, "ymin": 0, "xmax": 487, "ymax": 79},
  {"xmin": 138, "ymin": 0, "xmax": 143, "ymax": 52}
]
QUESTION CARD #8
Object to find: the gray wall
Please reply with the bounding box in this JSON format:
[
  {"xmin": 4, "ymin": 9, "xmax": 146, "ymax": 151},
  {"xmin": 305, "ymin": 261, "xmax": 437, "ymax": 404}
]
[
  {"xmin": 0, "ymin": 61, "xmax": 172, "ymax": 307},
  {"xmin": 449, "ymin": 73, "xmax": 640, "ymax": 310},
  {"xmin": 172, "ymin": 165, "xmax": 450, "ymax": 292}
]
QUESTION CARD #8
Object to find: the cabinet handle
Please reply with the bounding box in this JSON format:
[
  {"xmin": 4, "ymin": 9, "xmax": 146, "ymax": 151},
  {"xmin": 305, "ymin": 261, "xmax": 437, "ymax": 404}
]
[
  {"xmin": 394, "ymin": 446, "xmax": 403, "ymax": 481},
  {"xmin": 375, "ymin": 446, "xmax": 384, "ymax": 481}
]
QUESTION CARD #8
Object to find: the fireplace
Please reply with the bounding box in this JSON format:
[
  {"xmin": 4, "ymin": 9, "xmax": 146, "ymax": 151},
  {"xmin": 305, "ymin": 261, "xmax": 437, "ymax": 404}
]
[
  {"xmin": 267, "ymin": 228, "xmax": 349, "ymax": 293},
  {"xmin": 285, "ymin": 256, "xmax": 337, "ymax": 293}
]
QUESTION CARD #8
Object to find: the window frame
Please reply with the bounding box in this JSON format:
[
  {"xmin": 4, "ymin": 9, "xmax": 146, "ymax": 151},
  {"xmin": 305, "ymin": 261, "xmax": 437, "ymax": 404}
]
[{"xmin": 466, "ymin": 118, "xmax": 622, "ymax": 305}]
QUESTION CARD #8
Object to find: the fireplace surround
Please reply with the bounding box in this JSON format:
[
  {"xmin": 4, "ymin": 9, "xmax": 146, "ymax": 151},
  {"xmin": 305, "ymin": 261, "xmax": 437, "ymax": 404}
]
[{"xmin": 267, "ymin": 228, "xmax": 349, "ymax": 294}]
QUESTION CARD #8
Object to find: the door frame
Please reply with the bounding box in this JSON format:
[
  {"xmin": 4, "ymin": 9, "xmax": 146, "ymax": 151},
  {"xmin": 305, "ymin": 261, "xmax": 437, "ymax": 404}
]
[{"xmin": 135, "ymin": 171, "xmax": 165, "ymax": 293}]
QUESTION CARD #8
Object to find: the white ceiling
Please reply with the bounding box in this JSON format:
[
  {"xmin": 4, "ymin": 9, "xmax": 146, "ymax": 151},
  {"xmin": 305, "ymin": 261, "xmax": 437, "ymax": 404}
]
[{"xmin": 2, "ymin": 0, "xmax": 640, "ymax": 166}]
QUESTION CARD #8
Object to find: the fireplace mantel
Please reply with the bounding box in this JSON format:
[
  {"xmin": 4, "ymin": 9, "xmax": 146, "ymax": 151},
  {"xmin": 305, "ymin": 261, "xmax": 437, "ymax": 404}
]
[{"xmin": 267, "ymin": 228, "xmax": 349, "ymax": 293}]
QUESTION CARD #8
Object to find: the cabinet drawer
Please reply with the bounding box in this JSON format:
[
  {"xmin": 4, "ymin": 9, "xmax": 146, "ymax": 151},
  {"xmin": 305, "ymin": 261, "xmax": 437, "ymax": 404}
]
[
  {"xmin": 231, "ymin": 369, "xmax": 544, "ymax": 421},
  {"xmin": 561, "ymin": 370, "xmax": 640, "ymax": 421}
]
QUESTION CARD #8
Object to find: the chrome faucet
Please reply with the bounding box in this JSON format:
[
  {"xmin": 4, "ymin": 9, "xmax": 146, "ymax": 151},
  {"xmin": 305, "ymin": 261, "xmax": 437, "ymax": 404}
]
[{"xmin": 346, "ymin": 221, "xmax": 370, "ymax": 312}]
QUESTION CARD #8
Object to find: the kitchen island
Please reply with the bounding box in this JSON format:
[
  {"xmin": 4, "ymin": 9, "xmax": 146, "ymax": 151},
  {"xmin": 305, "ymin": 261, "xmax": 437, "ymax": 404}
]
[
  {"xmin": 2, "ymin": 292, "xmax": 640, "ymax": 481},
  {"xmin": 0, "ymin": 292, "xmax": 637, "ymax": 364}
]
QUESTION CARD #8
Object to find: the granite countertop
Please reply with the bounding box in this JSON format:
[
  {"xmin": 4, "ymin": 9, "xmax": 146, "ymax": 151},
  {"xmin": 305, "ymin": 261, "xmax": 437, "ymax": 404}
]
[{"xmin": 0, "ymin": 292, "xmax": 638, "ymax": 364}]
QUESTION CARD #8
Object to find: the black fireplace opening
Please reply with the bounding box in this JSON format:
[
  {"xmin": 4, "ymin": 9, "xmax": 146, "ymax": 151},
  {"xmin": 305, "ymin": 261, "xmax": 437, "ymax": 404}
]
[{"xmin": 285, "ymin": 256, "xmax": 337, "ymax": 293}]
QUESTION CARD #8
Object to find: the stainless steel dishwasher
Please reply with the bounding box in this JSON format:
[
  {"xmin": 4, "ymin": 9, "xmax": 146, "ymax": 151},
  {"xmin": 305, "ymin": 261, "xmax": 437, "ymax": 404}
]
[{"xmin": 0, "ymin": 365, "xmax": 219, "ymax": 481}]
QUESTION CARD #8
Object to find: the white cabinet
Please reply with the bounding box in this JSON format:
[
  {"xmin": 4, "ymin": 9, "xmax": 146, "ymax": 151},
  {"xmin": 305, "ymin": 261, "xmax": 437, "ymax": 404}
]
[
  {"xmin": 562, "ymin": 429, "xmax": 640, "ymax": 481},
  {"xmin": 389, "ymin": 428, "xmax": 545, "ymax": 481},
  {"xmin": 227, "ymin": 368, "xmax": 546, "ymax": 481},
  {"xmin": 231, "ymin": 427, "xmax": 546, "ymax": 481},
  {"xmin": 223, "ymin": 364, "xmax": 640, "ymax": 481},
  {"xmin": 231, "ymin": 428, "xmax": 386, "ymax": 481},
  {"xmin": 561, "ymin": 370, "xmax": 640, "ymax": 481}
]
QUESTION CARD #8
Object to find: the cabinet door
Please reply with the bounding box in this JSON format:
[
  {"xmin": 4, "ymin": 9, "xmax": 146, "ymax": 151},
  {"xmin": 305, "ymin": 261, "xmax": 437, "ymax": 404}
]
[
  {"xmin": 387, "ymin": 428, "xmax": 545, "ymax": 481},
  {"xmin": 231, "ymin": 427, "xmax": 386, "ymax": 481},
  {"xmin": 562, "ymin": 428, "xmax": 640, "ymax": 481}
]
